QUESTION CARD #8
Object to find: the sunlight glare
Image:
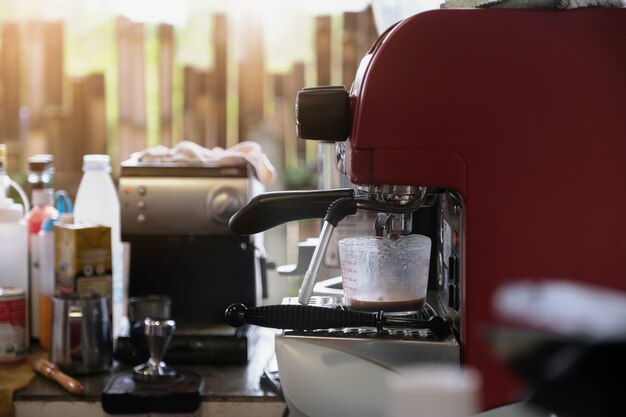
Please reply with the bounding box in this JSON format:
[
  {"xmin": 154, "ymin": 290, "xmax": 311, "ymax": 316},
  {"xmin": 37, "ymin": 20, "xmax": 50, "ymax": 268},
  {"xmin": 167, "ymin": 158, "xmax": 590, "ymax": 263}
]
[{"xmin": 114, "ymin": 0, "xmax": 188, "ymax": 25}]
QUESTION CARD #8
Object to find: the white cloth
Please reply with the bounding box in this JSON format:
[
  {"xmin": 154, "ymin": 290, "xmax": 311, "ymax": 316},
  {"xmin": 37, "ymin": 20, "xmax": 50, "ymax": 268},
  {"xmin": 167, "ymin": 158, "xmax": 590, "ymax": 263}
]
[{"xmin": 129, "ymin": 140, "xmax": 277, "ymax": 186}]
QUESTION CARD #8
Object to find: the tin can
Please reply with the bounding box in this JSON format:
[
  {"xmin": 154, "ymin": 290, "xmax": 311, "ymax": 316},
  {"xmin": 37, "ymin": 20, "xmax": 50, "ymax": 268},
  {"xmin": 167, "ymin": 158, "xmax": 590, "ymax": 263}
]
[{"xmin": 0, "ymin": 287, "xmax": 27, "ymax": 364}]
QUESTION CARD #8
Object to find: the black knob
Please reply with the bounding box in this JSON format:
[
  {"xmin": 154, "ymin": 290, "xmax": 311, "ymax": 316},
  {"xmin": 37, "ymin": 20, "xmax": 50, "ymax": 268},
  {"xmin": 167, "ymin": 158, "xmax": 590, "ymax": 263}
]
[
  {"xmin": 296, "ymin": 86, "xmax": 350, "ymax": 142},
  {"xmin": 225, "ymin": 303, "xmax": 247, "ymax": 327}
]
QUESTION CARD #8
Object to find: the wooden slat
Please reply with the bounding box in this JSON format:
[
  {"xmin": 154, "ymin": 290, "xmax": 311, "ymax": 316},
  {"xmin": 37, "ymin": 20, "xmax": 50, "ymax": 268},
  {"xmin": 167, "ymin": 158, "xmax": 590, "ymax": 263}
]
[
  {"xmin": 69, "ymin": 77, "xmax": 87, "ymax": 170},
  {"xmin": 44, "ymin": 106, "xmax": 66, "ymax": 171},
  {"xmin": 256, "ymin": 73, "xmax": 285, "ymax": 190},
  {"xmin": 44, "ymin": 22, "xmax": 64, "ymax": 107},
  {"xmin": 158, "ymin": 24, "xmax": 174, "ymax": 147},
  {"xmin": 274, "ymin": 73, "xmax": 295, "ymax": 166},
  {"xmin": 183, "ymin": 65, "xmax": 193, "ymax": 141},
  {"xmin": 182, "ymin": 66, "xmax": 217, "ymax": 147},
  {"xmin": 193, "ymin": 68, "xmax": 209, "ymax": 146},
  {"xmin": 202, "ymin": 70, "xmax": 218, "ymax": 149},
  {"xmin": 291, "ymin": 63, "xmax": 306, "ymax": 162},
  {"xmin": 51, "ymin": 75, "xmax": 86, "ymax": 196},
  {"xmin": 274, "ymin": 73, "xmax": 285, "ymax": 101},
  {"xmin": 237, "ymin": 14, "xmax": 265, "ymax": 142},
  {"xmin": 1, "ymin": 23, "xmax": 22, "ymax": 164},
  {"xmin": 86, "ymin": 73, "xmax": 107, "ymax": 155},
  {"xmin": 44, "ymin": 106, "xmax": 82, "ymax": 198},
  {"xmin": 342, "ymin": 12, "xmax": 359, "ymax": 88},
  {"xmin": 182, "ymin": 66, "xmax": 197, "ymax": 141},
  {"xmin": 116, "ymin": 17, "xmax": 147, "ymax": 162},
  {"xmin": 213, "ymin": 14, "xmax": 228, "ymax": 148},
  {"xmin": 116, "ymin": 17, "xmax": 131, "ymax": 125},
  {"xmin": 281, "ymin": 62, "xmax": 306, "ymax": 166},
  {"xmin": 116, "ymin": 17, "xmax": 132, "ymax": 161},
  {"xmin": 315, "ymin": 16, "xmax": 332, "ymax": 86},
  {"xmin": 17, "ymin": 21, "xmax": 64, "ymax": 165},
  {"xmin": 0, "ymin": 24, "xmax": 16, "ymax": 139},
  {"xmin": 21, "ymin": 21, "xmax": 60, "ymax": 163},
  {"xmin": 129, "ymin": 21, "xmax": 147, "ymax": 130},
  {"xmin": 22, "ymin": 21, "xmax": 46, "ymax": 129}
]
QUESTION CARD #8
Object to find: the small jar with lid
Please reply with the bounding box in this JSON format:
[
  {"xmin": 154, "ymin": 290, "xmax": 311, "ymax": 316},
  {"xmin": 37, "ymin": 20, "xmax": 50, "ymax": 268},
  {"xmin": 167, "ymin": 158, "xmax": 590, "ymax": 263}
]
[{"xmin": 27, "ymin": 154, "xmax": 54, "ymax": 194}]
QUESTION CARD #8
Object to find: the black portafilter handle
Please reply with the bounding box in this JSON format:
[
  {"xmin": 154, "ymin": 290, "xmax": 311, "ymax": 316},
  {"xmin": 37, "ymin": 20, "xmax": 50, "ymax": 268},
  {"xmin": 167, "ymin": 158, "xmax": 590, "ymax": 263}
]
[
  {"xmin": 225, "ymin": 303, "xmax": 376, "ymax": 330},
  {"xmin": 225, "ymin": 303, "xmax": 448, "ymax": 332},
  {"xmin": 228, "ymin": 188, "xmax": 355, "ymax": 235}
]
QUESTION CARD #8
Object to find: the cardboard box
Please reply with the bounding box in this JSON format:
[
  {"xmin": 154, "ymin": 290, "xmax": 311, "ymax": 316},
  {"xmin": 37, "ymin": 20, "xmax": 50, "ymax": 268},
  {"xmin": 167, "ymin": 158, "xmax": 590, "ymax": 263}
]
[{"xmin": 54, "ymin": 223, "xmax": 112, "ymax": 300}]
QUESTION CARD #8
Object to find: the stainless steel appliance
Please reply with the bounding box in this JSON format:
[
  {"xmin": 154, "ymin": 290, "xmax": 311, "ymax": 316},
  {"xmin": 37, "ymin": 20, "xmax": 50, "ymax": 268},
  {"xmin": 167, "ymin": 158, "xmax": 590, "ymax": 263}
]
[
  {"xmin": 227, "ymin": 6, "xmax": 626, "ymax": 416},
  {"xmin": 118, "ymin": 161, "xmax": 264, "ymax": 364}
]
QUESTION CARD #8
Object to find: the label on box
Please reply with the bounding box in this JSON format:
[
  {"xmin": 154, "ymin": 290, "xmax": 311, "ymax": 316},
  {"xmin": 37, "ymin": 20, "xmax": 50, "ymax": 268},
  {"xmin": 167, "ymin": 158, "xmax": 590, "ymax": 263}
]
[
  {"xmin": 77, "ymin": 275, "xmax": 113, "ymax": 298},
  {"xmin": 55, "ymin": 223, "xmax": 112, "ymax": 298}
]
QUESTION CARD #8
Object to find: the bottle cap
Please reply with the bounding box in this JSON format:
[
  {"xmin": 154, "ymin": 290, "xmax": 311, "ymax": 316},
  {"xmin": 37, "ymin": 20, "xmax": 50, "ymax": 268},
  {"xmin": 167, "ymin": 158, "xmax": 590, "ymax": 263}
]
[
  {"xmin": 82, "ymin": 154, "xmax": 111, "ymax": 173},
  {"xmin": 28, "ymin": 155, "xmax": 53, "ymax": 172}
]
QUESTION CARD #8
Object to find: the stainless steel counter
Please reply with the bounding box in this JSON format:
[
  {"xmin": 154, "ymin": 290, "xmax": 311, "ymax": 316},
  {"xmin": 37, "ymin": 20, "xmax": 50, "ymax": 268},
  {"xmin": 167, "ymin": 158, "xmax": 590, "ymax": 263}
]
[{"xmin": 14, "ymin": 328, "xmax": 286, "ymax": 417}]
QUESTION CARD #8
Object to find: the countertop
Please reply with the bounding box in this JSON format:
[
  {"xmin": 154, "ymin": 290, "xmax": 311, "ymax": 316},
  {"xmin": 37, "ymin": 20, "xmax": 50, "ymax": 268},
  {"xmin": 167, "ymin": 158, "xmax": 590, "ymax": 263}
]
[
  {"xmin": 13, "ymin": 327, "xmax": 286, "ymax": 417},
  {"xmin": 11, "ymin": 326, "xmax": 553, "ymax": 417}
]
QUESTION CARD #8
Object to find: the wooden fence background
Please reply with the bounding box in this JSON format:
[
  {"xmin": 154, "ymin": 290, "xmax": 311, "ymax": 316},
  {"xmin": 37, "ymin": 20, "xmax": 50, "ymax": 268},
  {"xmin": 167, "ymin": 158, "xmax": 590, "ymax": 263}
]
[{"xmin": 0, "ymin": 8, "xmax": 377, "ymax": 197}]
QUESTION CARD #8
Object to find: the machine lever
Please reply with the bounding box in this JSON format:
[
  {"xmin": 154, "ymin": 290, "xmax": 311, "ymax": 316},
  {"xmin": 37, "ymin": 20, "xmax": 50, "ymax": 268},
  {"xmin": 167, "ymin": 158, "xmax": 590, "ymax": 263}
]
[
  {"xmin": 228, "ymin": 188, "xmax": 355, "ymax": 235},
  {"xmin": 225, "ymin": 303, "xmax": 447, "ymax": 333}
]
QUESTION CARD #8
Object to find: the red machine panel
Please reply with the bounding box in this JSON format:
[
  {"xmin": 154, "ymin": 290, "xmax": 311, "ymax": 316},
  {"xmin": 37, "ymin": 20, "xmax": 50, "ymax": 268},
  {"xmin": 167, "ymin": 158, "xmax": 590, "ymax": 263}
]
[{"xmin": 347, "ymin": 8, "xmax": 626, "ymax": 408}]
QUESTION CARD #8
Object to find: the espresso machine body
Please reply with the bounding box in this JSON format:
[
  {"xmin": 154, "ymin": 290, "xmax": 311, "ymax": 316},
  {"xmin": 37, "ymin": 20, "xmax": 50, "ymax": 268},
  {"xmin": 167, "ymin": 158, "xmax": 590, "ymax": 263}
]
[
  {"xmin": 120, "ymin": 162, "xmax": 264, "ymax": 328},
  {"xmin": 330, "ymin": 8, "xmax": 626, "ymax": 409},
  {"xmin": 225, "ymin": 7, "xmax": 626, "ymax": 414}
]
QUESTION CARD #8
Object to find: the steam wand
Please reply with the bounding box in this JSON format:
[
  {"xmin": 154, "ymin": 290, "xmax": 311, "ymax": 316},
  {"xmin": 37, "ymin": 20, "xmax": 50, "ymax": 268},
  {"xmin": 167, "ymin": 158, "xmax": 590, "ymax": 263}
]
[{"xmin": 298, "ymin": 197, "xmax": 356, "ymax": 304}]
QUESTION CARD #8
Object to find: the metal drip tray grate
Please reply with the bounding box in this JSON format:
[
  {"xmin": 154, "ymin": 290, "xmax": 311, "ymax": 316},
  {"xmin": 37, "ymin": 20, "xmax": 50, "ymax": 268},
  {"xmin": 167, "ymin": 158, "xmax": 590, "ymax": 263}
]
[
  {"xmin": 303, "ymin": 326, "xmax": 440, "ymax": 340},
  {"xmin": 282, "ymin": 296, "xmax": 446, "ymax": 341}
]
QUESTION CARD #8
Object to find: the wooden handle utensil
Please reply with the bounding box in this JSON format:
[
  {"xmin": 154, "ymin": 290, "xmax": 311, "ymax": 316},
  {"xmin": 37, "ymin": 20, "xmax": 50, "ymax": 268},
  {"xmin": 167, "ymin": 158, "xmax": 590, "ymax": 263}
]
[{"xmin": 31, "ymin": 358, "xmax": 84, "ymax": 395}]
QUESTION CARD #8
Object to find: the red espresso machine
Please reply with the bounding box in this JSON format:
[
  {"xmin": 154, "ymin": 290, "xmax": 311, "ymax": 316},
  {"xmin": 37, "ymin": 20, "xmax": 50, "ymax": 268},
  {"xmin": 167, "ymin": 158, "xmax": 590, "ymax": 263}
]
[{"xmin": 293, "ymin": 7, "xmax": 626, "ymax": 410}]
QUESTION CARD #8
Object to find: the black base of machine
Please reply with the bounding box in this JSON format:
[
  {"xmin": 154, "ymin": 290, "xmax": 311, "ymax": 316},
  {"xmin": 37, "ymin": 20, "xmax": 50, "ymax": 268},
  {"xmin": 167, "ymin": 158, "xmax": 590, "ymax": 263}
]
[
  {"xmin": 125, "ymin": 234, "xmax": 260, "ymax": 326},
  {"xmin": 101, "ymin": 371, "xmax": 202, "ymax": 414},
  {"xmin": 114, "ymin": 325, "xmax": 257, "ymax": 366}
]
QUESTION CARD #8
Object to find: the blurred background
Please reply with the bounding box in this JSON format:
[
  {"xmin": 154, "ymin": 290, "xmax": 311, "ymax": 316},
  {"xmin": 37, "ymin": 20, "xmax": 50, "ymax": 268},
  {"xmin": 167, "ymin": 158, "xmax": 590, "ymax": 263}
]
[
  {"xmin": 0, "ymin": 0, "xmax": 378, "ymax": 192},
  {"xmin": 0, "ymin": 0, "xmax": 380, "ymax": 302}
]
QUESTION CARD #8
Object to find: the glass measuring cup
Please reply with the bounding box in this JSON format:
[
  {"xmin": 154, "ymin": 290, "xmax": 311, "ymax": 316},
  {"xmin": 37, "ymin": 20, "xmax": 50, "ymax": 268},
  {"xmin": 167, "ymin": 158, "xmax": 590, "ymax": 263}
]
[{"xmin": 338, "ymin": 234, "xmax": 431, "ymax": 312}]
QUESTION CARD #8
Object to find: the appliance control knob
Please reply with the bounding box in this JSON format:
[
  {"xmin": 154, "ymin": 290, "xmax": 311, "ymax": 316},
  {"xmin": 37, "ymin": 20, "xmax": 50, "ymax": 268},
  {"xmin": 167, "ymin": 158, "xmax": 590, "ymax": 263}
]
[
  {"xmin": 209, "ymin": 188, "xmax": 244, "ymax": 224},
  {"xmin": 296, "ymin": 85, "xmax": 350, "ymax": 142}
]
